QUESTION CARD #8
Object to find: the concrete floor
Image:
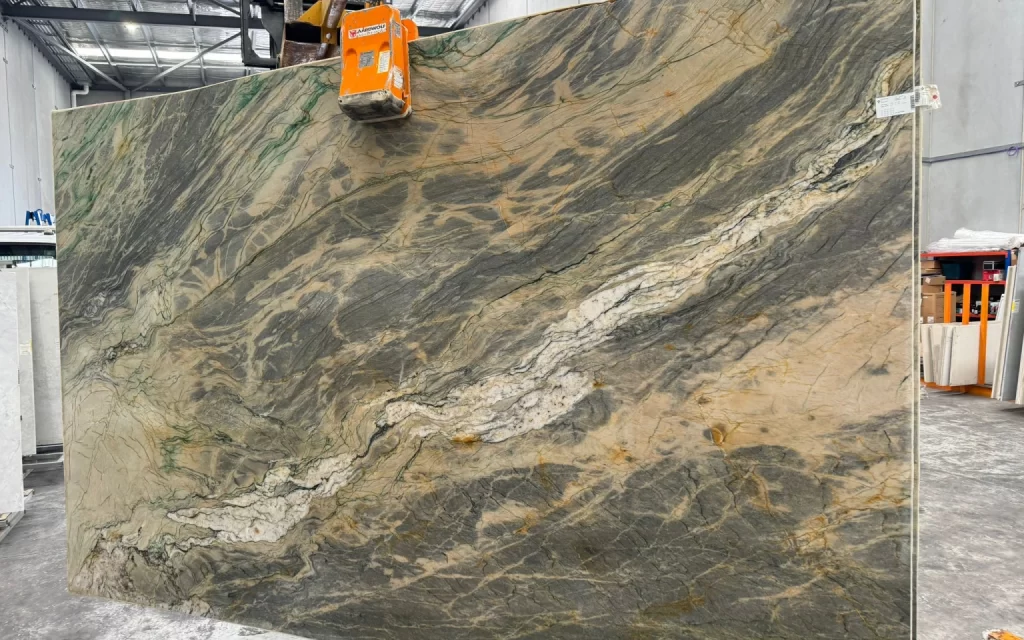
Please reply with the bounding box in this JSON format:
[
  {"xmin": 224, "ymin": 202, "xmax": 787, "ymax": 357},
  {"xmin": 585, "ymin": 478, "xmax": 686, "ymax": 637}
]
[
  {"xmin": 1, "ymin": 391, "xmax": 1021, "ymax": 639},
  {"xmin": 0, "ymin": 469, "xmax": 302, "ymax": 640},
  {"xmin": 919, "ymin": 391, "xmax": 1024, "ymax": 639}
]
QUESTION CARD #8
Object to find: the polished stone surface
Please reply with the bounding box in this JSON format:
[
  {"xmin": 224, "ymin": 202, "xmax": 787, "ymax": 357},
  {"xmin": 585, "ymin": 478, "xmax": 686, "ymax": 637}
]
[
  {"xmin": 55, "ymin": 0, "xmax": 915, "ymax": 637},
  {"xmin": 16, "ymin": 269, "xmax": 36, "ymax": 455},
  {"xmin": 29, "ymin": 268, "xmax": 63, "ymax": 446},
  {"xmin": 0, "ymin": 271, "xmax": 24, "ymax": 514}
]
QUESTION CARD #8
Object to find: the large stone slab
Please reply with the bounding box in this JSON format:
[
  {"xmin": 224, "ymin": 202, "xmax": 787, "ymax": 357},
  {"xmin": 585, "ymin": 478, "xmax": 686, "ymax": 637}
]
[
  {"xmin": 29, "ymin": 268, "xmax": 63, "ymax": 446},
  {"xmin": 55, "ymin": 0, "xmax": 916, "ymax": 637},
  {"xmin": 0, "ymin": 271, "xmax": 23, "ymax": 515},
  {"xmin": 15, "ymin": 269, "xmax": 36, "ymax": 455}
]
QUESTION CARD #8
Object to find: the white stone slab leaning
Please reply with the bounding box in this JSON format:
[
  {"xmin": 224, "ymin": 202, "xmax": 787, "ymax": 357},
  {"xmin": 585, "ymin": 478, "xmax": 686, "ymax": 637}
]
[
  {"xmin": 29, "ymin": 268, "xmax": 63, "ymax": 446},
  {"xmin": 0, "ymin": 271, "xmax": 24, "ymax": 514},
  {"xmin": 15, "ymin": 269, "xmax": 36, "ymax": 455}
]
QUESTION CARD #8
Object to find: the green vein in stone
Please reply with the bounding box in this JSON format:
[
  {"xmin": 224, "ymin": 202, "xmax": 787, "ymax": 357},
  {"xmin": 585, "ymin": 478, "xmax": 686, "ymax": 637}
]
[
  {"xmin": 257, "ymin": 71, "xmax": 333, "ymax": 166},
  {"xmin": 412, "ymin": 20, "xmax": 524, "ymax": 70},
  {"xmin": 234, "ymin": 75, "xmax": 267, "ymax": 116},
  {"xmin": 54, "ymin": 102, "xmax": 134, "ymax": 184}
]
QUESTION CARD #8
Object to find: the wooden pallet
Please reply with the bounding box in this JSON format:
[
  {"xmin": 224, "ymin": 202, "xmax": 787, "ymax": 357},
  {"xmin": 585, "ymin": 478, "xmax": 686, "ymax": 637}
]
[{"xmin": 0, "ymin": 510, "xmax": 24, "ymax": 544}]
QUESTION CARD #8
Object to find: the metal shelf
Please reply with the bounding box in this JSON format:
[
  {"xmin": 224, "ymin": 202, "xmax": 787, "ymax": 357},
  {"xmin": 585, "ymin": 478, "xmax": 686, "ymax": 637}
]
[
  {"xmin": 944, "ymin": 279, "xmax": 1007, "ymax": 285},
  {"xmin": 922, "ymin": 251, "xmax": 1011, "ymax": 258}
]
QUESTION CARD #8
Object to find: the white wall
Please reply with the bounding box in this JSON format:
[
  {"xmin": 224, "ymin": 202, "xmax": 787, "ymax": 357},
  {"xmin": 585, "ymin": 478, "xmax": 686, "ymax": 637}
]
[
  {"xmin": 76, "ymin": 89, "xmax": 165, "ymax": 107},
  {"xmin": 466, "ymin": 0, "xmax": 603, "ymax": 27},
  {"xmin": 921, "ymin": 0, "xmax": 1024, "ymax": 245},
  {"xmin": 0, "ymin": 21, "xmax": 71, "ymax": 228}
]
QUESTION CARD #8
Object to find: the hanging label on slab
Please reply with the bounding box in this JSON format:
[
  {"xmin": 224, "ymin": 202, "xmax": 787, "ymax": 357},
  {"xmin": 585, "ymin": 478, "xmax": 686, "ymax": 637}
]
[
  {"xmin": 377, "ymin": 50, "xmax": 391, "ymax": 73},
  {"xmin": 876, "ymin": 85, "xmax": 943, "ymax": 118},
  {"xmin": 914, "ymin": 84, "xmax": 942, "ymax": 110},
  {"xmin": 348, "ymin": 23, "xmax": 387, "ymax": 39},
  {"xmin": 875, "ymin": 93, "xmax": 914, "ymax": 118}
]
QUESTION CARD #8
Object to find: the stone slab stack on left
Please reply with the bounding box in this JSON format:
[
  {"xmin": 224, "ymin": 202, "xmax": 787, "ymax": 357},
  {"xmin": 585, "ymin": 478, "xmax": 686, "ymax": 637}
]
[
  {"xmin": 30, "ymin": 268, "xmax": 62, "ymax": 447},
  {"xmin": 16, "ymin": 270, "xmax": 36, "ymax": 456},
  {"xmin": 0, "ymin": 271, "xmax": 23, "ymax": 515}
]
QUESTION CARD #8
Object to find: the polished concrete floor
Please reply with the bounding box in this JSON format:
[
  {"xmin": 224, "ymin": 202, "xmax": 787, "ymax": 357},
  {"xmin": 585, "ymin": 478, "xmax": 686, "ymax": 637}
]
[
  {"xmin": 918, "ymin": 391, "xmax": 1024, "ymax": 639},
  {"xmin": 0, "ymin": 468, "xmax": 301, "ymax": 640},
  {"xmin": 1, "ymin": 391, "xmax": 1021, "ymax": 639}
]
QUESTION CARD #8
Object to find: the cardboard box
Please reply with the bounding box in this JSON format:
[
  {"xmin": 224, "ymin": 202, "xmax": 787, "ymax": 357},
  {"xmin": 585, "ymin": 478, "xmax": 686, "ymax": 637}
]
[
  {"xmin": 921, "ymin": 294, "xmax": 944, "ymax": 323},
  {"xmin": 921, "ymin": 259, "xmax": 941, "ymax": 271},
  {"xmin": 922, "ymin": 275, "xmax": 946, "ymax": 285},
  {"xmin": 922, "ymin": 283, "xmax": 946, "ymax": 295}
]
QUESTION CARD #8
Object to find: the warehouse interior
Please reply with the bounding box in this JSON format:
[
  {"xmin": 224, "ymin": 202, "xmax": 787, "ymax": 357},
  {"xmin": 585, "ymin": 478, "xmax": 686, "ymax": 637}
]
[{"xmin": 0, "ymin": 0, "xmax": 1021, "ymax": 638}]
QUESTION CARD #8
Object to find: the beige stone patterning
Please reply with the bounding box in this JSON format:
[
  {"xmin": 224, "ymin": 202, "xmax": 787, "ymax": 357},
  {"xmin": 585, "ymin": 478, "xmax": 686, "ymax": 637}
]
[{"xmin": 54, "ymin": 0, "xmax": 915, "ymax": 637}]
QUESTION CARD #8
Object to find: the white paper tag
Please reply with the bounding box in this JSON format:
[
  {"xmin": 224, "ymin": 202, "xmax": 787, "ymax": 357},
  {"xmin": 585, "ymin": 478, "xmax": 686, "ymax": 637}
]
[
  {"xmin": 875, "ymin": 93, "xmax": 914, "ymax": 118},
  {"xmin": 348, "ymin": 24, "xmax": 387, "ymax": 39},
  {"xmin": 394, "ymin": 67, "xmax": 404, "ymax": 90},
  {"xmin": 914, "ymin": 84, "xmax": 942, "ymax": 110},
  {"xmin": 377, "ymin": 50, "xmax": 391, "ymax": 74}
]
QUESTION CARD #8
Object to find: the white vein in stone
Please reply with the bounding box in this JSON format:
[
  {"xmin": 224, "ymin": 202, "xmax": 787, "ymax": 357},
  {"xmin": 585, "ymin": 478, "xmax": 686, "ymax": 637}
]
[
  {"xmin": 167, "ymin": 454, "xmax": 355, "ymax": 543},
  {"xmin": 380, "ymin": 98, "xmax": 892, "ymax": 444}
]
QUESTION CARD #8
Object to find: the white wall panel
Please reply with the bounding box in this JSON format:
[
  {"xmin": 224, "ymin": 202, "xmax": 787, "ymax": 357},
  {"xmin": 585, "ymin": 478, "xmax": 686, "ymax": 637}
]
[
  {"xmin": 0, "ymin": 28, "xmax": 16, "ymax": 225},
  {"xmin": 77, "ymin": 89, "xmax": 166, "ymax": 106},
  {"xmin": 54, "ymin": 72, "xmax": 70, "ymax": 110},
  {"xmin": 0, "ymin": 23, "xmax": 70, "ymax": 227},
  {"xmin": 467, "ymin": 6, "xmax": 490, "ymax": 27},
  {"xmin": 488, "ymin": 0, "xmax": 528, "ymax": 22},
  {"xmin": 920, "ymin": 0, "xmax": 1024, "ymax": 244},
  {"xmin": 467, "ymin": 0, "xmax": 606, "ymax": 28},
  {"xmin": 925, "ymin": 0, "xmax": 1024, "ymax": 157},
  {"xmin": 34, "ymin": 46, "xmax": 59, "ymax": 216},
  {"xmin": 924, "ymin": 152, "xmax": 1023, "ymax": 243},
  {"xmin": 7, "ymin": 28, "xmax": 37, "ymax": 227},
  {"xmin": 529, "ymin": 0, "xmax": 581, "ymax": 14}
]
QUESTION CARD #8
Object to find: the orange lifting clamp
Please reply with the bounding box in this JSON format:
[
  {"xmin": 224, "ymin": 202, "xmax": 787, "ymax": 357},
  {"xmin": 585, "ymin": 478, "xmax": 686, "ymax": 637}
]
[{"xmin": 339, "ymin": 0, "xmax": 418, "ymax": 123}]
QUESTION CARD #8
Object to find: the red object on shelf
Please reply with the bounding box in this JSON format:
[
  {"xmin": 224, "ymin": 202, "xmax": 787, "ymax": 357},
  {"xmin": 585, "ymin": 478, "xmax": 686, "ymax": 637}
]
[{"xmin": 982, "ymin": 260, "xmax": 1005, "ymax": 281}]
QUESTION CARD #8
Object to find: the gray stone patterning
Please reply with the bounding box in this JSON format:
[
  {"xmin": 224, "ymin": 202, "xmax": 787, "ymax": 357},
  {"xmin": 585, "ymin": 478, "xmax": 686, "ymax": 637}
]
[{"xmin": 53, "ymin": 0, "xmax": 916, "ymax": 637}]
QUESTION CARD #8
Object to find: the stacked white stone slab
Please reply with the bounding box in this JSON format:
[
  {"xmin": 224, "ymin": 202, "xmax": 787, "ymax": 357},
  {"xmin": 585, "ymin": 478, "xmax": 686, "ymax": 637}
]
[
  {"xmin": 29, "ymin": 268, "xmax": 63, "ymax": 447},
  {"xmin": 0, "ymin": 271, "xmax": 24, "ymax": 515},
  {"xmin": 16, "ymin": 270, "xmax": 35, "ymax": 455}
]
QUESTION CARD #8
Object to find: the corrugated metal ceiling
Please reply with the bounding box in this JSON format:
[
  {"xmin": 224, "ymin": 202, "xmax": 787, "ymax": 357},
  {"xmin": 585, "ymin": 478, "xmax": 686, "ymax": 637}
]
[{"xmin": 7, "ymin": 0, "xmax": 469, "ymax": 93}]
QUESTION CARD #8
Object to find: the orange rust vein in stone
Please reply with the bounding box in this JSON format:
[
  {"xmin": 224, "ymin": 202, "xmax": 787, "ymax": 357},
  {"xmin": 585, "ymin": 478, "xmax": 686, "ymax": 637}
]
[
  {"xmin": 451, "ymin": 434, "xmax": 481, "ymax": 448},
  {"xmin": 710, "ymin": 424, "xmax": 727, "ymax": 447},
  {"xmin": 641, "ymin": 594, "xmax": 706, "ymax": 617},
  {"xmin": 514, "ymin": 512, "xmax": 539, "ymax": 535},
  {"xmin": 610, "ymin": 446, "xmax": 634, "ymax": 465}
]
